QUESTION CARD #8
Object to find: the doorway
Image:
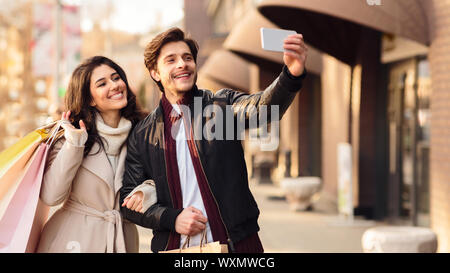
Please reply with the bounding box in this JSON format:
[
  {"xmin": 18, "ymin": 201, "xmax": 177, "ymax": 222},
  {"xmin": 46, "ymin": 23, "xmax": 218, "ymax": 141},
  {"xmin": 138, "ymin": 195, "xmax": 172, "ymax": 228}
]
[{"xmin": 386, "ymin": 57, "xmax": 430, "ymax": 226}]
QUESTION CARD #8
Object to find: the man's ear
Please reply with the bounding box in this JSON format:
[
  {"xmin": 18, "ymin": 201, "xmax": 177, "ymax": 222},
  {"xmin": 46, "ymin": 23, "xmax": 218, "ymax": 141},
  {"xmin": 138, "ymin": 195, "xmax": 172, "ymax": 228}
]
[{"xmin": 150, "ymin": 69, "xmax": 160, "ymax": 82}]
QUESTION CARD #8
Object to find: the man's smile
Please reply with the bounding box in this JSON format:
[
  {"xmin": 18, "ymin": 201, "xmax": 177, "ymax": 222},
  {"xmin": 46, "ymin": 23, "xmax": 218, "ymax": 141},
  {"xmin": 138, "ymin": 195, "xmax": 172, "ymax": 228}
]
[{"xmin": 173, "ymin": 71, "xmax": 192, "ymax": 80}]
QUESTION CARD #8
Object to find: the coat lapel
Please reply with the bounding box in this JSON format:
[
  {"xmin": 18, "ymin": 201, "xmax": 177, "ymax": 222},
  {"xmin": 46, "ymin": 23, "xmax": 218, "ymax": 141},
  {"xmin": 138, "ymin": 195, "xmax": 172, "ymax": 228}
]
[
  {"xmin": 114, "ymin": 145, "xmax": 127, "ymax": 196},
  {"xmin": 81, "ymin": 142, "xmax": 115, "ymax": 192}
]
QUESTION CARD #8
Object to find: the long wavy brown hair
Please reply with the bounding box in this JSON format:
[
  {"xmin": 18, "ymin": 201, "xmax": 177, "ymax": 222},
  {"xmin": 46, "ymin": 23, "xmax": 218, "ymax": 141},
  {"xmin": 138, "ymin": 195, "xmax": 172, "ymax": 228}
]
[{"xmin": 64, "ymin": 56, "xmax": 147, "ymax": 157}]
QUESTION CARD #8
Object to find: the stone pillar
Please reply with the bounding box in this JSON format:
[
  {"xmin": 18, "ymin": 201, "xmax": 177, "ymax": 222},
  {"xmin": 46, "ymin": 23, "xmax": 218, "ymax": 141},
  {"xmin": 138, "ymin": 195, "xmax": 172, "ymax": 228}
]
[
  {"xmin": 425, "ymin": 0, "xmax": 450, "ymax": 253},
  {"xmin": 321, "ymin": 54, "xmax": 351, "ymax": 206},
  {"xmin": 355, "ymin": 27, "xmax": 384, "ymax": 220}
]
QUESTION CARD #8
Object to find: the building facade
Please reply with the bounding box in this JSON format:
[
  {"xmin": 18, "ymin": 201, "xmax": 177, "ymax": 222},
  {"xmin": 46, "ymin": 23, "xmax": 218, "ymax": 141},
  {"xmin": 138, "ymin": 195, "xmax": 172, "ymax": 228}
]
[{"xmin": 187, "ymin": 0, "xmax": 450, "ymax": 252}]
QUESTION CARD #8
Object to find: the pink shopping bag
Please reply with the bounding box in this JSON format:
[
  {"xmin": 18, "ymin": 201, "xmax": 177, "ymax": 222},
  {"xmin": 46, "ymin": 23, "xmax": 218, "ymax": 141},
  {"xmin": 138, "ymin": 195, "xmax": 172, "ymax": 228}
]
[
  {"xmin": 0, "ymin": 121, "xmax": 62, "ymax": 202},
  {"xmin": 0, "ymin": 134, "xmax": 43, "ymax": 201},
  {"xmin": 0, "ymin": 143, "xmax": 50, "ymax": 253}
]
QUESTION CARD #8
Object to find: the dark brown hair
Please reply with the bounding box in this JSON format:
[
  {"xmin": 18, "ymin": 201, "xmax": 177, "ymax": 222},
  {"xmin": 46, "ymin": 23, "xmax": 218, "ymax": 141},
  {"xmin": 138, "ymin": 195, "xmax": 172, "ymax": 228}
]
[
  {"xmin": 64, "ymin": 56, "xmax": 147, "ymax": 157},
  {"xmin": 144, "ymin": 27, "xmax": 199, "ymax": 91}
]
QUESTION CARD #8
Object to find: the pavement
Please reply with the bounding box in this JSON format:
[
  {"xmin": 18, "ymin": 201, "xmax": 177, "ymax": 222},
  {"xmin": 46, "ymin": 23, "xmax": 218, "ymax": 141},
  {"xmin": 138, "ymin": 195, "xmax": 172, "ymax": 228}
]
[{"xmin": 136, "ymin": 183, "xmax": 383, "ymax": 253}]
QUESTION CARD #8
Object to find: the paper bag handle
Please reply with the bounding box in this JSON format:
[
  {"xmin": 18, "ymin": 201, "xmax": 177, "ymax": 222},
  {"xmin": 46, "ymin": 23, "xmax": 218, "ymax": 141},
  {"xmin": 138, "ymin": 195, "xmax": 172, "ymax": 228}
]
[{"xmin": 180, "ymin": 229, "xmax": 208, "ymax": 250}]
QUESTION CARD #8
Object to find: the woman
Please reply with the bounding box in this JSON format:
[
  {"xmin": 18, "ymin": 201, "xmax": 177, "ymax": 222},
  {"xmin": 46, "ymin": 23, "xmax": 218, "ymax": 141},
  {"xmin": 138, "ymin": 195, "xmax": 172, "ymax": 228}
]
[{"xmin": 37, "ymin": 56, "xmax": 148, "ymax": 253}]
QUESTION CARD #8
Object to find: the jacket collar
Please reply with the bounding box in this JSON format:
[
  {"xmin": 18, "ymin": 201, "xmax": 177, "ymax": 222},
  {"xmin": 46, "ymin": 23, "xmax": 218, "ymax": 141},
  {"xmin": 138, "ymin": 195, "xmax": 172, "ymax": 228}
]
[
  {"xmin": 81, "ymin": 142, "xmax": 127, "ymax": 195},
  {"xmin": 156, "ymin": 85, "xmax": 203, "ymax": 120}
]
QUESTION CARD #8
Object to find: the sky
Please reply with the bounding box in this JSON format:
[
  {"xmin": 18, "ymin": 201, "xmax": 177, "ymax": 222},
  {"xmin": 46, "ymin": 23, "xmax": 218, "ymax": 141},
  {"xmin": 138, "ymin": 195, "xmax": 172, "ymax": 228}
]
[{"xmin": 63, "ymin": 0, "xmax": 184, "ymax": 34}]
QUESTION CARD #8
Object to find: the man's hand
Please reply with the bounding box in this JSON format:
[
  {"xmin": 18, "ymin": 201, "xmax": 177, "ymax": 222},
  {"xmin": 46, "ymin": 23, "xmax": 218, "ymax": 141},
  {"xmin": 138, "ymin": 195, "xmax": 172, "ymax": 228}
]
[
  {"xmin": 122, "ymin": 191, "xmax": 144, "ymax": 213},
  {"xmin": 283, "ymin": 34, "xmax": 308, "ymax": 77},
  {"xmin": 175, "ymin": 206, "xmax": 208, "ymax": 236}
]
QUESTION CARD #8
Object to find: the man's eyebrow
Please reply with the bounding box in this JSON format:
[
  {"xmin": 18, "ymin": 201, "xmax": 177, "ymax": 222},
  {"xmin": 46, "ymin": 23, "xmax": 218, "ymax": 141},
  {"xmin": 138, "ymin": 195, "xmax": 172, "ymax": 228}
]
[
  {"xmin": 162, "ymin": 52, "xmax": 193, "ymax": 60},
  {"xmin": 163, "ymin": 54, "xmax": 176, "ymax": 60}
]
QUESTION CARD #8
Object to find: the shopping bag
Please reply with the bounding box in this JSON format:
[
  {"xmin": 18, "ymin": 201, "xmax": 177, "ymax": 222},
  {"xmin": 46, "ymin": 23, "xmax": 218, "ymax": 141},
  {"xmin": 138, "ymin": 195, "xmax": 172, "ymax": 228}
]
[
  {"xmin": 0, "ymin": 131, "xmax": 43, "ymax": 201},
  {"xmin": 0, "ymin": 144, "xmax": 49, "ymax": 252},
  {"xmin": 0, "ymin": 122, "xmax": 62, "ymax": 221},
  {"xmin": 0, "ymin": 121, "xmax": 63, "ymax": 252},
  {"xmin": 0, "ymin": 122, "xmax": 62, "ymax": 201},
  {"xmin": 159, "ymin": 230, "xmax": 229, "ymax": 253}
]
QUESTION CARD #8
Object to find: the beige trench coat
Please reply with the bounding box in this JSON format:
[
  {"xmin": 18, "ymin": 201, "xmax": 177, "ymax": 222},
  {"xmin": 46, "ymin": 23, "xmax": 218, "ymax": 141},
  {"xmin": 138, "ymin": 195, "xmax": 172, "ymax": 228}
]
[{"xmin": 36, "ymin": 138, "xmax": 139, "ymax": 253}]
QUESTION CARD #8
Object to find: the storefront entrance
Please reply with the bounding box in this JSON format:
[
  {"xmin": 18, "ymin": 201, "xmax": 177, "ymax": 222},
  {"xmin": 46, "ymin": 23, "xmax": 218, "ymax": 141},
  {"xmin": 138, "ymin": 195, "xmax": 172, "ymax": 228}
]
[{"xmin": 386, "ymin": 57, "xmax": 431, "ymax": 226}]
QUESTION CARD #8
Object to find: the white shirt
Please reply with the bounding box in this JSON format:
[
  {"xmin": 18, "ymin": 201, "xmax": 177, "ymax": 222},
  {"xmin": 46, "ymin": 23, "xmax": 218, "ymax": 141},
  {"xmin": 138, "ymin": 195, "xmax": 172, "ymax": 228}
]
[{"xmin": 171, "ymin": 104, "xmax": 213, "ymax": 248}]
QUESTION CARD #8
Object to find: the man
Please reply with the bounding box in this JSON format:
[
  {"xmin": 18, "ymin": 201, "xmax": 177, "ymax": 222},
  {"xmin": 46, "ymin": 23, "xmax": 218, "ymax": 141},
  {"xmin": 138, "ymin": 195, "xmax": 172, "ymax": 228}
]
[{"xmin": 120, "ymin": 27, "xmax": 307, "ymax": 253}]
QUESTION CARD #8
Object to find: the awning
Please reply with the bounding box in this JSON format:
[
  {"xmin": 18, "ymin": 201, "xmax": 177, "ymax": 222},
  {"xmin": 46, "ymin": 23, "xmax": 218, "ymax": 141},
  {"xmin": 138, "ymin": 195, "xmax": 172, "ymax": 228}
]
[
  {"xmin": 199, "ymin": 36, "xmax": 227, "ymax": 59},
  {"xmin": 198, "ymin": 49, "xmax": 251, "ymax": 92},
  {"xmin": 258, "ymin": 0, "xmax": 429, "ymax": 65},
  {"xmin": 223, "ymin": 9, "xmax": 322, "ymax": 75}
]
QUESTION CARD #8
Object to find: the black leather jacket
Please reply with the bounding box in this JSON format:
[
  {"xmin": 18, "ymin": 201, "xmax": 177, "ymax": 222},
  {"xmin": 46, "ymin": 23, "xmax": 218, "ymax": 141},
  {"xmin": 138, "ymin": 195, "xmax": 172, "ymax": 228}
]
[{"xmin": 120, "ymin": 66, "xmax": 306, "ymax": 252}]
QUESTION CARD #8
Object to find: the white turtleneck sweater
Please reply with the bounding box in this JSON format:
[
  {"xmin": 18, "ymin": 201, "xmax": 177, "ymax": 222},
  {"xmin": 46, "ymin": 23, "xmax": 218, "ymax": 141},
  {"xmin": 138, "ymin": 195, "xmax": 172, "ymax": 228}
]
[
  {"xmin": 95, "ymin": 114, "xmax": 132, "ymax": 174},
  {"xmin": 62, "ymin": 113, "xmax": 131, "ymax": 174}
]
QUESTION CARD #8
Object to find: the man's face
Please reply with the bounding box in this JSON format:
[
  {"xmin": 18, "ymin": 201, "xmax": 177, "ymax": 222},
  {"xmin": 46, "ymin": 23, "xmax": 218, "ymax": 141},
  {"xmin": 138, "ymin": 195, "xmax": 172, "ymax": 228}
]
[{"xmin": 151, "ymin": 41, "xmax": 197, "ymax": 95}]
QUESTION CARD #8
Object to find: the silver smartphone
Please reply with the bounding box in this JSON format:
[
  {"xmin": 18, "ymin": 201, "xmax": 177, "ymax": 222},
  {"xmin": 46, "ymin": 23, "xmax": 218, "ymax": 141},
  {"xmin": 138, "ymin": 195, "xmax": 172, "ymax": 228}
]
[{"xmin": 260, "ymin": 27, "xmax": 297, "ymax": 52}]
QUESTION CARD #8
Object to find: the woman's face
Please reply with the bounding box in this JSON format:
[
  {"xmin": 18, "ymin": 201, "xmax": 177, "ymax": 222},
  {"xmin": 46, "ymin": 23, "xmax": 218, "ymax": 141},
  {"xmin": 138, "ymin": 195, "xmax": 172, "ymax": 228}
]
[{"xmin": 89, "ymin": 64, "xmax": 128, "ymax": 114}]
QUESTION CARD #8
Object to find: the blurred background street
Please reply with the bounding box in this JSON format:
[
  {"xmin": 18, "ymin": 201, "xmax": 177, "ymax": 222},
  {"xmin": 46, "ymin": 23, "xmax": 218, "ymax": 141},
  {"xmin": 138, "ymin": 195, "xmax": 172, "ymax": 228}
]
[
  {"xmin": 2, "ymin": 0, "xmax": 450, "ymax": 253},
  {"xmin": 136, "ymin": 183, "xmax": 380, "ymax": 253}
]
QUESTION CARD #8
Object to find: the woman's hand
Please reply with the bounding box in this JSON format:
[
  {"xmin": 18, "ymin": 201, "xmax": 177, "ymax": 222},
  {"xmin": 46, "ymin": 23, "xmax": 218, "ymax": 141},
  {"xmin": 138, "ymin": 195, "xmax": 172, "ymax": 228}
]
[
  {"xmin": 60, "ymin": 110, "xmax": 88, "ymax": 147},
  {"xmin": 122, "ymin": 191, "xmax": 144, "ymax": 213},
  {"xmin": 61, "ymin": 110, "xmax": 86, "ymax": 131}
]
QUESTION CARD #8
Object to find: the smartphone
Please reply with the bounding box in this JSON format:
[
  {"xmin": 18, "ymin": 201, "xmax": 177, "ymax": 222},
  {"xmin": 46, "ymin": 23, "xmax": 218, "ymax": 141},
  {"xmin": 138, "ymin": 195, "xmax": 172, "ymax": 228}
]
[{"xmin": 260, "ymin": 27, "xmax": 297, "ymax": 52}]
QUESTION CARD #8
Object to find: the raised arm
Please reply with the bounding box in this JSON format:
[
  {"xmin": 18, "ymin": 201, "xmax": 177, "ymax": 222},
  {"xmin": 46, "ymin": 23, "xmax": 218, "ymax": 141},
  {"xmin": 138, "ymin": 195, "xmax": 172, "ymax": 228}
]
[
  {"xmin": 40, "ymin": 113, "xmax": 87, "ymax": 206},
  {"xmin": 221, "ymin": 33, "xmax": 308, "ymax": 123}
]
